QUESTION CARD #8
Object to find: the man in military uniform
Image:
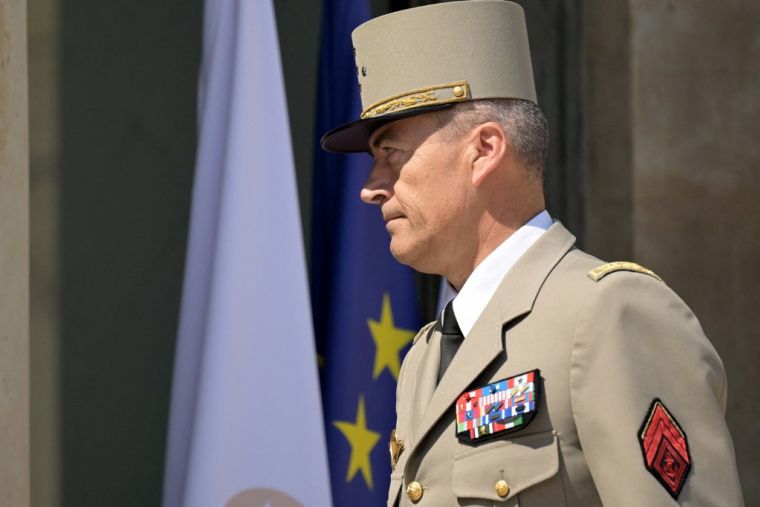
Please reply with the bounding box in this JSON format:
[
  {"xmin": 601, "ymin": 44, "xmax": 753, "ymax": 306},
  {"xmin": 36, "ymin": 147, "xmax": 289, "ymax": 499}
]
[{"xmin": 321, "ymin": 1, "xmax": 744, "ymax": 505}]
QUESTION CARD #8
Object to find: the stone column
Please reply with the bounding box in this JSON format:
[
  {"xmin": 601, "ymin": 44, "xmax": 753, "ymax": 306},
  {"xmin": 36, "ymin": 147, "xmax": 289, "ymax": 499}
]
[
  {"xmin": 0, "ymin": 0, "xmax": 30, "ymax": 506},
  {"xmin": 631, "ymin": 0, "xmax": 760, "ymax": 499},
  {"xmin": 582, "ymin": 0, "xmax": 634, "ymax": 261},
  {"xmin": 29, "ymin": 0, "xmax": 60, "ymax": 504}
]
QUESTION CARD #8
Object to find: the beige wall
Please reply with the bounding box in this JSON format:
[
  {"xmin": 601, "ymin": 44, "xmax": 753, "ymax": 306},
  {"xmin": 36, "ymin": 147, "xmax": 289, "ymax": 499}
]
[{"xmin": 0, "ymin": 0, "xmax": 30, "ymax": 505}]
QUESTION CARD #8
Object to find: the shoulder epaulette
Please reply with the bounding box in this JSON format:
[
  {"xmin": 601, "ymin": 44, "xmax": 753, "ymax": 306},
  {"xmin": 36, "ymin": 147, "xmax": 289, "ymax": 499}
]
[
  {"xmin": 588, "ymin": 261, "xmax": 664, "ymax": 284},
  {"xmin": 413, "ymin": 321, "xmax": 437, "ymax": 344}
]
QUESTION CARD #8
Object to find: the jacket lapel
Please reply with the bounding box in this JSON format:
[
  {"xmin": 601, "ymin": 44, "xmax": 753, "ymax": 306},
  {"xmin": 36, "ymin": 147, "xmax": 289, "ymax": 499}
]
[
  {"xmin": 405, "ymin": 221, "xmax": 577, "ymax": 461},
  {"xmin": 410, "ymin": 323, "xmax": 441, "ymax": 437}
]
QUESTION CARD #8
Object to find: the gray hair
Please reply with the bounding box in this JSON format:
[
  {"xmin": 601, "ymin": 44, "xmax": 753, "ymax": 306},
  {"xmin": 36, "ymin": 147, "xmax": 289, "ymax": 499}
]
[{"xmin": 434, "ymin": 99, "xmax": 549, "ymax": 184}]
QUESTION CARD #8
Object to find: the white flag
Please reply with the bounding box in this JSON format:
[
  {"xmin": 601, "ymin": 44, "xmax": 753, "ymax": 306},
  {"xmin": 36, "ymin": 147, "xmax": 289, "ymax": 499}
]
[{"xmin": 162, "ymin": 0, "xmax": 332, "ymax": 505}]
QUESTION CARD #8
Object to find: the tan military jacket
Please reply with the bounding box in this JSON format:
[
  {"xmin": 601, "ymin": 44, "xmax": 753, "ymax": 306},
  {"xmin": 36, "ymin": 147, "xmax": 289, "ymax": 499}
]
[{"xmin": 389, "ymin": 222, "xmax": 743, "ymax": 506}]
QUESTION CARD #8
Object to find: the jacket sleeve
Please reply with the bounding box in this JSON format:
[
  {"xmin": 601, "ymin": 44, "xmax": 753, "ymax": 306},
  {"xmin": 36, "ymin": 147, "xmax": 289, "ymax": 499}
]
[{"xmin": 570, "ymin": 271, "xmax": 744, "ymax": 506}]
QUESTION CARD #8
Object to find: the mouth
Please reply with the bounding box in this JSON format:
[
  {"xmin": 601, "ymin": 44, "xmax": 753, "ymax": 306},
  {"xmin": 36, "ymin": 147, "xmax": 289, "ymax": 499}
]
[
  {"xmin": 384, "ymin": 215, "xmax": 407, "ymax": 228},
  {"xmin": 382, "ymin": 209, "xmax": 405, "ymax": 223},
  {"xmin": 383, "ymin": 214, "xmax": 405, "ymax": 234}
]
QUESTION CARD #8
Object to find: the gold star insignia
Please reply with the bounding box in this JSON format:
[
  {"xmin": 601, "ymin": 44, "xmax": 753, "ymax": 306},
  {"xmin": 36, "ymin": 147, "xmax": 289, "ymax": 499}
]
[
  {"xmin": 367, "ymin": 293, "xmax": 415, "ymax": 380},
  {"xmin": 333, "ymin": 396, "xmax": 381, "ymax": 489}
]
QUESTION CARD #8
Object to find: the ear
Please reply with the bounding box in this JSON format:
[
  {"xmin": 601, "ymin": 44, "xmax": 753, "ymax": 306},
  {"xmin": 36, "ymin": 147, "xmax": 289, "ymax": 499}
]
[{"xmin": 469, "ymin": 122, "xmax": 508, "ymax": 188}]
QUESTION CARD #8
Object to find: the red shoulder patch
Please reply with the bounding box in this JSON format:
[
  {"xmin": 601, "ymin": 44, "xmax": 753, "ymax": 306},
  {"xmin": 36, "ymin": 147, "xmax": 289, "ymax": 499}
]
[{"xmin": 638, "ymin": 399, "xmax": 691, "ymax": 499}]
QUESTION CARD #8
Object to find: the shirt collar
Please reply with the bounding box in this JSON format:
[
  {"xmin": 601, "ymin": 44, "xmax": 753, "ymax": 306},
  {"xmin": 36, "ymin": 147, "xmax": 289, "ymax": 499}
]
[{"xmin": 442, "ymin": 210, "xmax": 553, "ymax": 337}]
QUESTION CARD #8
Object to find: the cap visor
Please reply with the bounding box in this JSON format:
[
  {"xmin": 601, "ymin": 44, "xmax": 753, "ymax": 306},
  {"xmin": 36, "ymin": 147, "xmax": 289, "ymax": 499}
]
[{"xmin": 320, "ymin": 103, "xmax": 455, "ymax": 154}]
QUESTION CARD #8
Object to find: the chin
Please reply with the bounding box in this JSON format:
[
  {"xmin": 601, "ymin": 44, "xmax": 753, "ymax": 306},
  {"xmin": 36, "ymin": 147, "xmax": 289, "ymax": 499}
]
[
  {"xmin": 389, "ymin": 239, "xmax": 436, "ymax": 273},
  {"xmin": 389, "ymin": 239, "xmax": 418, "ymax": 268}
]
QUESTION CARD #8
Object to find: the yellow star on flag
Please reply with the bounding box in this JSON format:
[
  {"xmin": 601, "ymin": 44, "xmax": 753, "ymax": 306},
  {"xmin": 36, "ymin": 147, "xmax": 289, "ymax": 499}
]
[
  {"xmin": 333, "ymin": 396, "xmax": 381, "ymax": 489},
  {"xmin": 367, "ymin": 293, "xmax": 415, "ymax": 380}
]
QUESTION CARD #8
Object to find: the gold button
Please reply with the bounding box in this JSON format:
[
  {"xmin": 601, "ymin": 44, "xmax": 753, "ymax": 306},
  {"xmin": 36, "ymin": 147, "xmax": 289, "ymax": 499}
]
[
  {"xmin": 452, "ymin": 85, "xmax": 464, "ymax": 97},
  {"xmin": 407, "ymin": 481, "xmax": 423, "ymax": 502},
  {"xmin": 495, "ymin": 479, "xmax": 509, "ymax": 497}
]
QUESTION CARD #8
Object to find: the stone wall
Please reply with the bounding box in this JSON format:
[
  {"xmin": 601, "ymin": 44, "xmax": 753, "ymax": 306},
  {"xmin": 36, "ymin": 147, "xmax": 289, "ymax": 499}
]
[
  {"xmin": 631, "ymin": 0, "xmax": 760, "ymax": 499},
  {"xmin": 586, "ymin": 0, "xmax": 760, "ymax": 500}
]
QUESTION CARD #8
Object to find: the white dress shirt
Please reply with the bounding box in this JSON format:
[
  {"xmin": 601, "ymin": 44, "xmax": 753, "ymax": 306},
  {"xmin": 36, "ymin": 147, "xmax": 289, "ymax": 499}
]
[{"xmin": 440, "ymin": 210, "xmax": 553, "ymax": 338}]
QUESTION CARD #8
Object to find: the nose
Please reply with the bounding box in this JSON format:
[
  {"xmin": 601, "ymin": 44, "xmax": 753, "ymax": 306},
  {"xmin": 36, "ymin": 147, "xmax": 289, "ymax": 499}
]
[{"xmin": 360, "ymin": 160, "xmax": 394, "ymax": 205}]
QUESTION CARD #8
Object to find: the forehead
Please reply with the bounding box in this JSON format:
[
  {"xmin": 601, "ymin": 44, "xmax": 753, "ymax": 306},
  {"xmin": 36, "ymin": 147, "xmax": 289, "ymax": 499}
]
[{"xmin": 368, "ymin": 113, "xmax": 439, "ymax": 151}]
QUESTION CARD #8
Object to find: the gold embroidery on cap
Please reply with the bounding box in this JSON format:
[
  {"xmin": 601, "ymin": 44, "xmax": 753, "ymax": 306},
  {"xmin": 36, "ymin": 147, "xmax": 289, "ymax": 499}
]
[
  {"xmin": 361, "ymin": 81, "xmax": 469, "ymax": 119},
  {"xmin": 588, "ymin": 262, "xmax": 665, "ymax": 284},
  {"xmin": 368, "ymin": 91, "xmax": 437, "ymax": 117}
]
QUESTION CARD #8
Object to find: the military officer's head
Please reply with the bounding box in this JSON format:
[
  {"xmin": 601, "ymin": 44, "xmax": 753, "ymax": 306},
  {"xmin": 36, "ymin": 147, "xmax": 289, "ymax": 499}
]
[{"xmin": 321, "ymin": 0, "xmax": 546, "ymax": 289}]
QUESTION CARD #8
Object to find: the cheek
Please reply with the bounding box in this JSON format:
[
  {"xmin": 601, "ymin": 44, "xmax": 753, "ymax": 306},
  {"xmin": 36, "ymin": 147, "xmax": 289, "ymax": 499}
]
[
  {"xmin": 407, "ymin": 181, "xmax": 465, "ymax": 235},
  {"xmin": 396, "ymin": 148, "xmax": 468, "ymax": 230}
]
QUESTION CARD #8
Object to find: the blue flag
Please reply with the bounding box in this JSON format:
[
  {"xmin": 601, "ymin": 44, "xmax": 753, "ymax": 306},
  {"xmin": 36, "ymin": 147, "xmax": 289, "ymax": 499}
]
[{"xmin": 311, "ymin": 0, "xmax": 422, "ymax": 504}]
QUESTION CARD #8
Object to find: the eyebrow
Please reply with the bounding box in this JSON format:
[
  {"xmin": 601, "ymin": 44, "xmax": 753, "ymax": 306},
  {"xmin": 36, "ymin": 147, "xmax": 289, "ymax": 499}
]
[{"xmin": 369, "ymin": 128, "xmax": 401, "ymax": 157}]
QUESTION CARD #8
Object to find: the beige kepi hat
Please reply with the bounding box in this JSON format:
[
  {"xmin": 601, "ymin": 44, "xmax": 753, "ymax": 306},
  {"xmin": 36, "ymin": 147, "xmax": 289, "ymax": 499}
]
[{"xmin": 321, "ymin": 0, "xmax": 537, "ymax": 153}]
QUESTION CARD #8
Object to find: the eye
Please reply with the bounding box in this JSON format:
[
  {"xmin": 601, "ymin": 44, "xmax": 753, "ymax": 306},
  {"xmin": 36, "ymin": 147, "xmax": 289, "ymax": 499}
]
[{"xmin": 383, "ymin": 146, "xmax": 398, "ymax": 157}]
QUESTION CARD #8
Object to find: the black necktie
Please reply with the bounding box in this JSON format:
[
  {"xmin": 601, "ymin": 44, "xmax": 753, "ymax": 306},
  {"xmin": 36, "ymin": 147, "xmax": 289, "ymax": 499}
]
[{"xmin": 437, "ymin": 300, "xmax": 464, "ymax": 384}]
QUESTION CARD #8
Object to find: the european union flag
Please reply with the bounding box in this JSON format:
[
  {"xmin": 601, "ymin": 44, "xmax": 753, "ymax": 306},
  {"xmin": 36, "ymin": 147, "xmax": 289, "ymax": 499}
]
[{"xmin": 311, "ymin": 0, "xmax": 421, "ymax": 505}]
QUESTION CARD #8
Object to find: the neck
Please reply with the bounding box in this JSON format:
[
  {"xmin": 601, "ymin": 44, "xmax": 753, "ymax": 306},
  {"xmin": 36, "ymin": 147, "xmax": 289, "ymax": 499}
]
[{"xmin": 445, "ymin": 204, "xmax": 545, "ymax": 291}]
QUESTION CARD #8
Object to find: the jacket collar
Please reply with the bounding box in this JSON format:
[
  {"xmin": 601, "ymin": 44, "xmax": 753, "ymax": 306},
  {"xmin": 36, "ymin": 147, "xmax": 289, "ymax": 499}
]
[{"xmin": 405, "ymin": 221, "xmax": 577, "ymax": 462}]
